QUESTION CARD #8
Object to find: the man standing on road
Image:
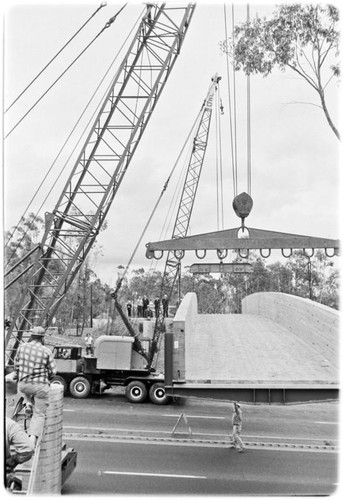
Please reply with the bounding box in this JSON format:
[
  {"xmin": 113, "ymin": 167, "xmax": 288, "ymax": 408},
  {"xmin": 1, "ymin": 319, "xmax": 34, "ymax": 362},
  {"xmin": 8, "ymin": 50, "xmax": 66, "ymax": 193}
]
[
  {"xmin": 14, "ymin": 326, "xmax": 57, "ymax": 447},
  {"xmin": 231, "ymin": 402, "xmax": 246, "ymax": 453}
]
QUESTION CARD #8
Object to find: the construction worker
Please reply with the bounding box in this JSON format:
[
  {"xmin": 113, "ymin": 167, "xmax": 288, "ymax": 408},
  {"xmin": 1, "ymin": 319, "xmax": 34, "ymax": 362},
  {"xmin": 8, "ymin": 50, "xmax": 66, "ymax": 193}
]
[
  {"xmin": 5, "ymin": 417, "xmax": 35, "ymax": 470},
  {"xmin": 154, "ymin": 297, "xmax": 160, "ymax": 317},
  {"xmin": 162, "ymin": 294, "xmax": 169, "ymax": 317},
  {"xmin": 85, "ymin": 332, "xmax": 94, "ymax": 355},
  {"xmin": 5, "ymin": 417, "xmax": 35, "ymax": 491},
  {"xmin": 14, "ymin": 326, "xmax": 57, "ymax": 446},
  {"xmin": 231, "ymin": 402, "xmax": 246, "ymax": 452}
]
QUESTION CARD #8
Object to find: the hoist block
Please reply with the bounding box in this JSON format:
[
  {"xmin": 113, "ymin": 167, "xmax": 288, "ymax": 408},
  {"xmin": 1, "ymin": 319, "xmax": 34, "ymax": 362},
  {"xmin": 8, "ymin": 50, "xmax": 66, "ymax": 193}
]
[{"xmin": 232, "ymin": 192, "xmax": 253, "ymax": 221}]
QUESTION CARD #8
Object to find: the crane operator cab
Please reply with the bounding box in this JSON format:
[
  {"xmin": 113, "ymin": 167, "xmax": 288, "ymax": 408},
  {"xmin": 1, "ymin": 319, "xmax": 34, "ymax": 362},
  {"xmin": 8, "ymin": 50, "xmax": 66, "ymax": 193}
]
[{"xmin": 52, "ymin": 345, "xmax": 83, "ymax": 372}]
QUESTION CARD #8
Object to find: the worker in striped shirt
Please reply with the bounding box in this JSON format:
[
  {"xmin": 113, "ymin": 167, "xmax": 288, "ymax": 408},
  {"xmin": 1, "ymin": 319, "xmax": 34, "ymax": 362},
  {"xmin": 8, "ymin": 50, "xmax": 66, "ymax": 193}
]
[{"xmin": 14, "ymin": 327, "xmax": 57, "ymax": 446}]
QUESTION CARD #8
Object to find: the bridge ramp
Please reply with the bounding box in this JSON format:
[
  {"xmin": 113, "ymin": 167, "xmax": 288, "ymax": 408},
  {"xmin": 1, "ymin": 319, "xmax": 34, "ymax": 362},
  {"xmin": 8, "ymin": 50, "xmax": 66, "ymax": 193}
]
[
  {"xmin": 172, "ymin": 292, "xmax": 338, "ymax": 385},
  {"xmin": 185, "ymin": 313, "xmax": 336, "ymax": 383}
]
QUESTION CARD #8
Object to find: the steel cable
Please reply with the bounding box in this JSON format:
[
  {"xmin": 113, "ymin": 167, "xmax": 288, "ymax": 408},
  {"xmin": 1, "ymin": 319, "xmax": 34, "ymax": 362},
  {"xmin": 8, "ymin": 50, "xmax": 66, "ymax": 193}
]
[
  {"xmin": 5, "ymin": 5, "xmax": 143, "ymax": 267},
  {"xmin": 246, "ymin": 3, "xmax": 252, "ymax": 196},
  {"xmin": 5, "ymin": 2, "xmax": 107, "ymax": 114},
  {"xmin": 114, "ymin": 106, "xmax": 205, "ymax": 290},
  {"xmin": 4, "ymin": 3, "xmax": 127, "ymax": 139},
  {"xmin": 223, "ymin": 4, "xmax": 237, "ymax": 198}
]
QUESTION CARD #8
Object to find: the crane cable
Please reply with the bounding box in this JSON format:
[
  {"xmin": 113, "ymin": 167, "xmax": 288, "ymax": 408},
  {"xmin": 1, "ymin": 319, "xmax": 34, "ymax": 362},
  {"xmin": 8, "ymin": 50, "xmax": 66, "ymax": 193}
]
[
  {"xmin": 215, "ymin": 85, "xmax": 225, "ymax": 230},
  {"xmin": 4, "ymin": 3, "xmax": 127, "ymax": 139},
  {"xmin": 113, "ymin": 105, "xmax": 205, "ymax": 294},
  {"xmin": 148, "ymin": 77, "xmax": 223, "ymax": 274},
  {"xmin": 147, "ymin": 138, "xmax": 193, "ymax": 276},
  {"xmin": 224, "ymin": 3, "xmax": 237, "ymax": 198},
  {"xmin": 5, "ymin": 2, "xmax": 107, "ymax": 114},
  {"xmin": 231, "ymin": 4, "xmax": 239, "ymax": 196},
  {"xmin": 5, "ymin": 6, "xmax": 144, "ymax": 267},
  {"xmin": 246, "ymin": 4, "xmax": 252, "ymax": 196},
  {"xmin": 224, "ymin": 3, "xmax": 252, "ymax": 198}
]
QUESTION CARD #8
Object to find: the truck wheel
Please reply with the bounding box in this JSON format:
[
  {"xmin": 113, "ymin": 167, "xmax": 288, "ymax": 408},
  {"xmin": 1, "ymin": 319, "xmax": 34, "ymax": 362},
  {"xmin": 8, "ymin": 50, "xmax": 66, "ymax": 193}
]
[
  {"xmin": 69, "ymin": 376, "xmax": 91, "ymax": 398},
  {"xmin": 126, "ymin": 381, "xmax": 147, "ymax": 403},
  {"xmin": 149, "ymin": 382, "xmax": 171, "ymax": 405},
  {"xmin": 50, "ymin": 375, "xmax": 67, "ymax": 395}
]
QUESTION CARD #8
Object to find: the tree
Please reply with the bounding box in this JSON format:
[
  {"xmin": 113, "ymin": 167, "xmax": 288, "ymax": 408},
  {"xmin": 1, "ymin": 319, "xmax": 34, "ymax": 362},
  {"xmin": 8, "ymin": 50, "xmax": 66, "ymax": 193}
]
[
  {"xmin": 4, "ymin": 213, "xmax": 44, "ymax": 319},
  {"xmin": 220, "ymin": 3, "xmax": 340, "ymax": 139},
  {"xmin": 181, "ymin": 273, "xmax": 227, "ymax": 313},
  {"xmin": 5, "ymin": 209, "xmax": 111, "ymax": 331}
]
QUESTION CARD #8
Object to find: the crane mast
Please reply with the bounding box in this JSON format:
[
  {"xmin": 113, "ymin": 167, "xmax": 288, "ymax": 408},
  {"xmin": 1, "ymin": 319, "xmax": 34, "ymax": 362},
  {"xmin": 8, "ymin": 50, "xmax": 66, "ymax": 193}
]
[
  {"xmin": 5, "ymin": 3, "xmax": 196, "ymax": 365},
  {"xmin": 147, "ymin": 74, "xmax": 221, "ymax": 369}
]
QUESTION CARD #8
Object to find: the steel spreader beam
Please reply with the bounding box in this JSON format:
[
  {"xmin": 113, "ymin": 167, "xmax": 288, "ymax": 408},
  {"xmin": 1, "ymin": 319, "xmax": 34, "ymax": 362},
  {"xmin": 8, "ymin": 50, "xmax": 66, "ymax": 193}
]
[
  {"xmin": 146, "ymin": 226, "xmax": 339, "ymax": 261},
  {"xmin": 5, "ymin": 3, "xmax": 196, "ymax": 364}
]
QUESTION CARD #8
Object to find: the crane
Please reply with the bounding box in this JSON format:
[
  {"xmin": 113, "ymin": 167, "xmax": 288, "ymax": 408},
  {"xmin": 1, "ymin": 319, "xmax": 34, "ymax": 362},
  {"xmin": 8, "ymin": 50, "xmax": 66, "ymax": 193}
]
[
  {"xmin": 5, "ymin": 3, "xmax": 196, "ymax": 367},
  {"xmin": 146, "ymin": 74, "xmax": 222, "ymax": 370}
]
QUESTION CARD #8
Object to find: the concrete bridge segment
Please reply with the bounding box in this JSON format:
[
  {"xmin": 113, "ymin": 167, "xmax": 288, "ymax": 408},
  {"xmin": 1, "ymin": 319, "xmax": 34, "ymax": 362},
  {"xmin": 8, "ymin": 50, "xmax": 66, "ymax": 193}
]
[{"xmin": 166, "ymin": 292, "xmax": 339, "ymax": 403}]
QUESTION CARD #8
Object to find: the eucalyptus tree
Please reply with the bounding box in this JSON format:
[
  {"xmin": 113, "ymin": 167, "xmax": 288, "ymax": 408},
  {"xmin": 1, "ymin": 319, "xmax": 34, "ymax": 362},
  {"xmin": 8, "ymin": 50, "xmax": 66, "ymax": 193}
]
[{"xmin": 221, "ymin": 3, "xmax": 340, "ymax": 139}]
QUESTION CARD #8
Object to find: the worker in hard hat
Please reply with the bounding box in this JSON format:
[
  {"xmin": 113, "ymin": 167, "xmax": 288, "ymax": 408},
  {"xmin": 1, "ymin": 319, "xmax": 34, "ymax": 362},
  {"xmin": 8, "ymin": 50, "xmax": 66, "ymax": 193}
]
[{"xmin": 13, "ymin": 326, "xmax": 57, "ymax": 446}]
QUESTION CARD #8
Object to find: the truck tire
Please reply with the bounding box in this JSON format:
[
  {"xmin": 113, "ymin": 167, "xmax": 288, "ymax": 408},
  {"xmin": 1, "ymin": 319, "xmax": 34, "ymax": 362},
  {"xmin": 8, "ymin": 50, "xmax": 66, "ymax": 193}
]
[
  {"xmin": 50, "ymin": 375, "xmax": 68, "ymax": 395},
  {"xmin": 126, "ymin": 381, "xmax": 147, "ymax": 403},
  {"xmin": 69, "ymin": 376, "xmax": 91, "ymax": 398},
  {"xmin": 149, "ymin": 382, "xmax": 171, "ymax": 405}
]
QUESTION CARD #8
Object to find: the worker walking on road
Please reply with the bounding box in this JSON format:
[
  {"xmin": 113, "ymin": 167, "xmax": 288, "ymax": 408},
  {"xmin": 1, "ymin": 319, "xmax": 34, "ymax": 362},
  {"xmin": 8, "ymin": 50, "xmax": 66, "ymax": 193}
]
[
  {"xmin": 231, "ymin": 402, "xmax": 246, "ymax": 452},
  {"xmin": 14, "ymin": 327, "xmax": 57, "ymax": 447}
]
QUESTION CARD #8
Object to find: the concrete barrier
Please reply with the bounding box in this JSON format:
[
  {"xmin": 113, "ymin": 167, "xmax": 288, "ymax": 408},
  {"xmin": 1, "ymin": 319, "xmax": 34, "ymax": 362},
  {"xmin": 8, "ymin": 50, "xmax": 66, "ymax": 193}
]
[{"xmin": 242, "ymin": 292, "xmax": 339, "ymax": 369}]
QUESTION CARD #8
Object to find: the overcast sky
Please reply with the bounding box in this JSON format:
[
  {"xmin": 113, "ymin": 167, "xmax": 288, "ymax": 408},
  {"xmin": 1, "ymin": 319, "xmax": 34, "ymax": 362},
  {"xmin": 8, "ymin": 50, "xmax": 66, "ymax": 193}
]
[{"xmin": 2, "ymin": 1, "xmax": 341, "ymax": 286}]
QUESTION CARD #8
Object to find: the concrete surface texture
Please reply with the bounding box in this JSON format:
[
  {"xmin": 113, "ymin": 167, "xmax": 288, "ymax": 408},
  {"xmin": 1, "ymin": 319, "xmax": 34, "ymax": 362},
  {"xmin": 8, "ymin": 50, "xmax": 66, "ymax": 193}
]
[
  {"xmin": 174, "ymin": 292, "xmax": 338, "ymax": 384},
  {"xmin": 242, "ymin": 292, "xmax": 339, "ymax": 369}
]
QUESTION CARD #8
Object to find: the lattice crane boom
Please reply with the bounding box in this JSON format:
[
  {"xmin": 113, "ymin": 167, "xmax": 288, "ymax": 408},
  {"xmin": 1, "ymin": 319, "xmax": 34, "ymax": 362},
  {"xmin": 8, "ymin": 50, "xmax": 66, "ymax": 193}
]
[
  {"xmin": 5, "ymin": 3, "xmax": 196, "ymax": 365},
  {"xmin": 147, "ymin": 73, "xmax": 222, "ymax": 369}
]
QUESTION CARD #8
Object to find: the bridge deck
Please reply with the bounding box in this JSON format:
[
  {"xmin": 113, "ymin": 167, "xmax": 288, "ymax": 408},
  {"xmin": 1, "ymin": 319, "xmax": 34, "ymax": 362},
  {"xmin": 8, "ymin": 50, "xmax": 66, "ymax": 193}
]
[{"xmin": 185, "ymin": 314, "xmax": 337, "ymax": 384}]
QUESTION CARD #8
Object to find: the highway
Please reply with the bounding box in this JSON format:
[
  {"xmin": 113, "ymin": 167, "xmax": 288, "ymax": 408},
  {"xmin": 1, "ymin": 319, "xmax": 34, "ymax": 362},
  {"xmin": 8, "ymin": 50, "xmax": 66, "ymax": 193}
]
[{"xmin": 60, "ymin": 389, "xmax": 339, "ymax": 495}]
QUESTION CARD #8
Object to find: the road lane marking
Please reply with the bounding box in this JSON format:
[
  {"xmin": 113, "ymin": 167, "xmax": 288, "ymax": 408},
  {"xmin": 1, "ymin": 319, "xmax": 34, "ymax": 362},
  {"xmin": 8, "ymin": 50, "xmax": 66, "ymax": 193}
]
[
  {"xmin": 163, "ymin": 414, "xmax": 224, "ymax": 419},
  {"xmin": 243, "ymin": 434, "xmax": 338, "ymax": 442},
  {"xmin": 63, "ymin": 425, "xmax": 222, "ymax": 437},
  {"xmin": 63, "ymin": 432, "xmax": 338, "ymax": 453},
  {"xmin": 63, "ymin": 426, "xmax": 337, "ymax": 444},
  {"xmin": 314, "ymin": 422, "xmax": 338, "ymax": 425},
  {"xmin": 64, "ymin": 426, "xmax": 173, "ymax": 433},
  {"xmin": 101, "ymin": 471, "xmax": 207, "ymax": 479}
]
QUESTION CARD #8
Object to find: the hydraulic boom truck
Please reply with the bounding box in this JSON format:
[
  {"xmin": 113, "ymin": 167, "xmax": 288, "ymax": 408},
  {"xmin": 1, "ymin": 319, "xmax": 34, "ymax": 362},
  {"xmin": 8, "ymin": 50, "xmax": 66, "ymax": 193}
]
[{"xmin": 47, "ymin": 74, "xmax": 223, "ymax": 405}]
